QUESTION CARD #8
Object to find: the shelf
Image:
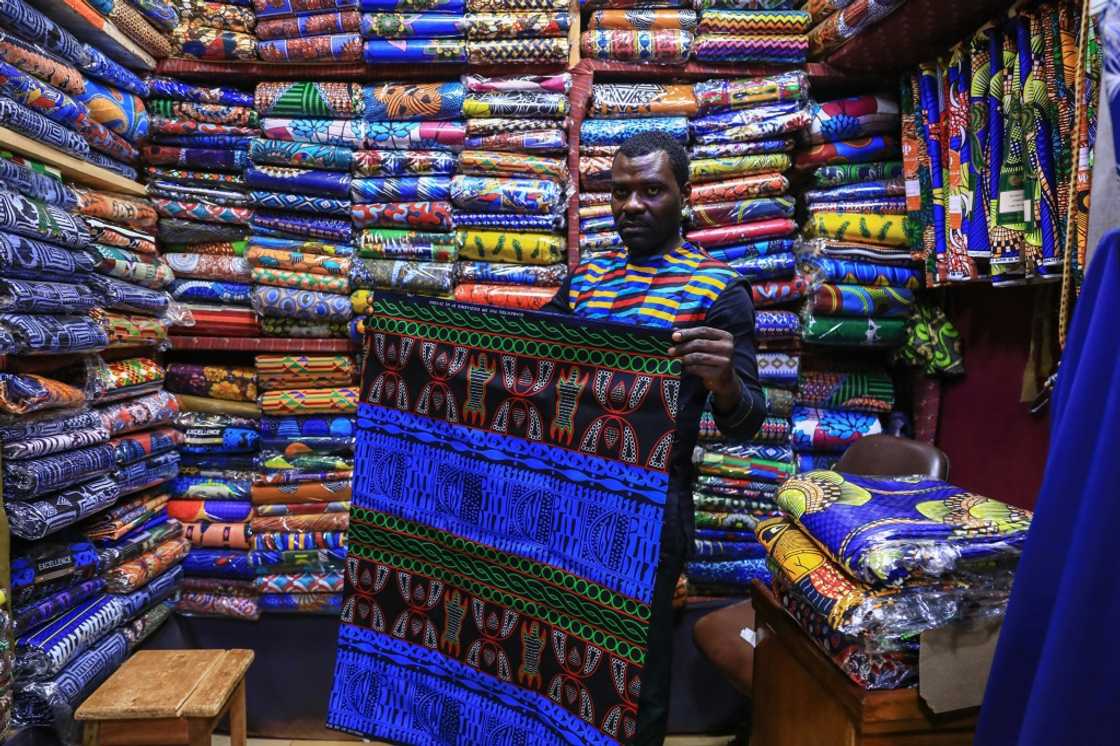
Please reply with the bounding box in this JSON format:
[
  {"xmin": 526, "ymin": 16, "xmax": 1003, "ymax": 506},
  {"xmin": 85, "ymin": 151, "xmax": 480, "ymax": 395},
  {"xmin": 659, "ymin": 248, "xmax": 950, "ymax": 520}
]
[
  {"xmin": 28, "ymin": 0, "xmax": 158, "ymax": 71},
  {"xmin": 824, "ymin": 0, "xmax": 1016, "ymax": 74},
  {"xmin": 156, "ymin": 58, "xmax": 571, "ymax": 84},
  {"xmin": 168, "ymin": 336, "xmax": 357, "ymax": 353},
  {"xmin": 0, "ymin": 127, "xmax": 146, "ymax": 196}
]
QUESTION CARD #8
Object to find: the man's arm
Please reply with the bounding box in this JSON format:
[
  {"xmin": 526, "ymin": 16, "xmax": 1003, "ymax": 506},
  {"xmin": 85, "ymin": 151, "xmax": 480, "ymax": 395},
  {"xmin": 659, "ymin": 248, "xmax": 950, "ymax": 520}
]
[{"xmin": 670, "ymin": 281, "xmax": 767, "ymax": 440}]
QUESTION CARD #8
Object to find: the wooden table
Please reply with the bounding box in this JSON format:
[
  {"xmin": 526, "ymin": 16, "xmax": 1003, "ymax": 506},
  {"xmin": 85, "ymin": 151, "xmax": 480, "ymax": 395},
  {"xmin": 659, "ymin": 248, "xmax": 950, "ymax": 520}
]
[
  {"xmin": 76, "ymin": 649, "xmax": 254, "ymax": 746},
  {"xmin": 750, "ymin": 581, "xmax": 977, "ymax": 746}
]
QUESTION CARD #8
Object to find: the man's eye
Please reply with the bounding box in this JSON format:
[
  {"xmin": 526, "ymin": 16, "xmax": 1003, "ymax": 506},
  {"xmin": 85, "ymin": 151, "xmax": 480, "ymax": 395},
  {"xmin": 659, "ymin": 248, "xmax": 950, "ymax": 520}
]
[
  {"xmin": 646, "ymin": 187, "xmax": 661, "ymax": 197},
  {"xmin": 613, "ymin": 189, "xmax": 628, "ymax": 199}
]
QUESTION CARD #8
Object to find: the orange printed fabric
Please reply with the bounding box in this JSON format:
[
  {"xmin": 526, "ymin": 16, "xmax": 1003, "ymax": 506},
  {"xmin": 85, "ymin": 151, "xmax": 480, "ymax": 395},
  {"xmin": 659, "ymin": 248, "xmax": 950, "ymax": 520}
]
[
  {"xmin": 255, "ymin": 354, "xmax": 357, "ymax": 390},
  {"xmin": 258, "ymin": 386, "xmax": 359, "ymax": 414},
  {"xmin": 251, "ymin": 480, "xmax": 353, "ymax": 505}
]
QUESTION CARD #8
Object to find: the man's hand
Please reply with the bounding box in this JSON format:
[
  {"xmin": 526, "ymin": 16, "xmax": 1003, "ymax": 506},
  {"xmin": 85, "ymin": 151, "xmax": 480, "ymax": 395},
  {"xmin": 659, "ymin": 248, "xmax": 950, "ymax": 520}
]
[{"xmin": 668, "ymin": 327, "xmax": 741, "ymax": 412}]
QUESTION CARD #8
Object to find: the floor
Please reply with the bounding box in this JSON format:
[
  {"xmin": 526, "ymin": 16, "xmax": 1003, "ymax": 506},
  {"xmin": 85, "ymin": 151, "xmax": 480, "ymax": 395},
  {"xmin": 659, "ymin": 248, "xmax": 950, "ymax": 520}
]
[{"xmin": 213, "ymin": 737, "xmax": 735, "ymax": 746}]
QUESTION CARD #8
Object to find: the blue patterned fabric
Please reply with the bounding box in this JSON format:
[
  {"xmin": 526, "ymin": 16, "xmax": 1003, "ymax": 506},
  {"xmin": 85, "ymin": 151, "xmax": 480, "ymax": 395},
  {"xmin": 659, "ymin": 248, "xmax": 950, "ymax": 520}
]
[
  {"xmin": 0, "ymin": 0, "xmax": 91, "ymax": 69},
  {"xmin": 0, "ymin": 96, "xmax": 90, "ymax": 158},
  {"xmin": 15, "ymin": 593, "xmax": 129, "ymax": 680},
  {"xmin": 351, "ymin": 176, "xmax": 451, "ymax": 203},
  {"xmin": 245, "ymin": 164, "xmax": 352, "ymax": 198},
  {"xmin": 0, "ymin": 231, "xmax": 95, "ymax": 280},
  {"xmin": 580, "ymin": 116, "xmax": 689, "ymax": 146},
  {"xmin": 79, "ymin": 45, "xmax": 148, "ymax": 98},
  {"xmin": 452, "ymin": 213, "xmax": 564, "ymax": 232},
  {"xmin": 0, "ymin": 278, "xmax": 98, "ymax": 313},
  {"xmin": 0, "ymin": 313, "xmax": 109, "ymax": 353},
  {"xmin": 7, "ymin": 475, "xmax": 121, "ymax": 540},
  {"xmin": 13, "ymin": 578, "xmax": 105, "ymax": 637},
  {"xmin": 4, "ymin": 443, "xmax": 116, "ymax": 498},
  {"xmin": 169, "ymin": 474, "xmax": 251, "ymax": 501},
  {"xmin": 707, "ymin": 238, "xmax": 798, "ymax": 262},
  {"xmin": 0, "ymin": 153, "xmax": 77, "ymax": 209},
  {"xmin": 685, "ymin": 558, "xmax": 770, "ymax": 586},
  {"xmin": 169, "ymin": 279, "xmax": 252, "ymax": 305},
  {"xmin": 144, "ymin": 77, "xmax": 252, "ymax": 107},
  {"xmin": 0, "ymin": 189, "xmax": 90, "ymax": 248}
]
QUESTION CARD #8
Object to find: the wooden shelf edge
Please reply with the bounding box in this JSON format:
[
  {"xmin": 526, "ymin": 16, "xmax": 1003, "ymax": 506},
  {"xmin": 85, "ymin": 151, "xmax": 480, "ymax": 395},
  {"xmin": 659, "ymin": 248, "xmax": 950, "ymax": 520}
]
[
  {"xmin": 168, "ymin": 335, "xmax": 358, "ymax": 353},
  {"xmin": 0, "ymin": 127, "xmax": 146, "ymax": 196}
]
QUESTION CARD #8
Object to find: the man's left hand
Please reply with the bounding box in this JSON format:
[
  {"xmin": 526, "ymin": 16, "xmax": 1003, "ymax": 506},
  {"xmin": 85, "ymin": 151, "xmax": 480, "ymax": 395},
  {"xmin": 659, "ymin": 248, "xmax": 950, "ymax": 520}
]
[{"xmin": 668, "ymin": 327, "xmax": 738, "ymax": 402}]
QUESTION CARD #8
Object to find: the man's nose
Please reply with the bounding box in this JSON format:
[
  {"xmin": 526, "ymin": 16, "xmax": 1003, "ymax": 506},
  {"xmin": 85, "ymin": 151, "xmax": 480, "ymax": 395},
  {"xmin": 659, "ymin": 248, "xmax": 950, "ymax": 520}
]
[{"xmin": 623, "ymin": 192, "xmax": 645, "ymax": 213}]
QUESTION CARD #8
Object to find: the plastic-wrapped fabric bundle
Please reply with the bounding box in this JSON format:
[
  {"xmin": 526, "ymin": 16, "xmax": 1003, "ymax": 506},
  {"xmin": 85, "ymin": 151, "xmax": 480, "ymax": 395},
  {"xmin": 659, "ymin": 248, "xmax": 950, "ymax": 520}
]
[
  {"xmin": 251, "ymin": 286, "xmax": 353, "ymax": 322},
  {"xmin": 107, "ymin": 427, "xmax": 184, "ymax": 464},
  {"xmin": 177, "ymin": 591, "xmax": 259, "ymax": 620},
  {"xmin": 258, "ymin": 33, "xmax": 364, "ymax": 62},
  {"xmin": 245, "ymin": 164, "xmax": 351, "ymax": 198},
  {"xmin": 363, "ymin": 81, "xmax": 464, "ymax": 122},
  {"xmin": 809, "ymin": 283, "xmax": 914, "ymax": 318},
  {"xmin": 254, "ymin": 570, "xmax": 344, "ymax": 593},
  {"xmin": 349, "ymin": 258, "xmax": 454, "ymax": 294},
  {"xmin": 461, "ymin": 91, "xmax": 568, "ymax": 119},
  {"xmin": 357, "ymin": 229, "xmax": 457, "ymax": 261},
  {"xmin": 466, "ymin": 38, "xmax": 568, "ymax": 65},
  {"xmin": 351, "ymin": 201, "xmax": 454, "ymax": 232},
  {"xmin": 689, "ymin": 197, "xmax": 796, "ymax": 228},
  {"xmin": 362, "ymin": 38, "xmax": 466, "ymax": 62},
  {"xmin": 795, "ymin": 136, "xmax": 900, "ymax": 170},
  {"xmin": 587, "ymin": 8, "xmax": 697, "ymax": 31},
  {"xmin": 465, "ymin": 12, "xmax": 568, "ymax": 39},
  {"xmin": 449, "ymin": 175, "xmax": 563, "ymax": 215},
  {"xmin": 360, "ymin": 12, "xmax": 466, "ymax": 38},
  {"xmin": 2, "ymin": 426, "xmax": 111, "ymax": 461},
  {"xmin": 580, "ymin": 116, "xmax": 689, "ymax": 147},
  {"xmin": 806, "ymin": 95, "xmax": 900, "ymax": 144},
  {"xmin": 103, "ymin": 537, "xmax": 190, "ymax": 593},
  {"xmin": 693, "ymin": 33, "xmax": 808, "ymax": 63},
  {"xmin": 350, "ymin": 176, "xmax": 451, "ymax": 204},
  {"xmin": 589, "ymin": 83, "xmax": 698, "ymax": 118},
  {"xmin": 796, "ymin": 369, "xmax": 894, "ymax": 414},
  {"xmin": 181, "ymin": 548, "xmax": 254, "ymax": 579},
  {"xmin": 172, "ymin": 26, "xmax": 258, "ymax": 60},
  {"xmin": 6, "ymin": 476, "xmax": 121, "ymax": 540},
  {"xmin": 14, "ymin": 594, "xmax": 128, "ymax": 680},
  {"xmin": 182, "ymin": 521, "xmax": 252, "ymax": 549},
  {"xmin": 807, "ymin": 0, "xmax": 906, "ymax": 58},
  {"xmin": 455, "ymin": 262, "xmax": 565, "ymax": 287},
  {"xmin": 249, "ymin": 139, "xmax": 353, "ymax": 171},
  {"xmin": 12, "ymin": 579, "xmax": 105, "ymax": 637},
  {"xmin": 3, "ymin": 444, "xmax": 115, "ymax": 498},
  {"xmin": 351, "ymin": 149, "xmax": 455, "ymax": 177},
  {"xmin": 580, "ymin": 29, "xmax": 693, "ymax": 64},
  {"xmin": 251, "ymin": 211, "xmax": 353, "ymax": 243},
  {"xmin": 806, "ymin": 212, "xmax": 909, "ymax": 248},
  {"xmin": 169, "ymin": 474, "xmax": 251, "ymax": 501},
  {"xmin": 801, "ymin": 313, "xmax": 907, "ymax": 347},
  {"xmin": 457, "ymin": 229, "xmax": 563, "ymax": 264}
]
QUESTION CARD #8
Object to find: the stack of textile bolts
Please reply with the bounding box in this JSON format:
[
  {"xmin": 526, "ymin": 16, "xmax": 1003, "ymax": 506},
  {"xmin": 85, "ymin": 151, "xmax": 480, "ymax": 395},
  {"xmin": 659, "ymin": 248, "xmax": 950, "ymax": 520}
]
[
  {"xmin": 804, "ymin": 0, "xmax": 907, "ymax": 61},
  {"xmin": 581, "ymin": 2, "xmax": 697, "ymax": 65},
  {"xmin": 250, "ymin": 81, "xmax": 356, "ymax": 339},
  {"xmin": 451, "ymin": 74, "xmax": 570, "ymax": 310},
  {"xmin": 580, "ymin": 2, "xmax": 812, "ymax": 65},
  {"xmin": 256, "ymin": 0, "xmax": 358, "ymax": 62},
  {"xmin": 176, "ymin": 0, "xmax": 257, "ymax": 60},
  {"xmin": 683, "ymin": 72, "xmax": 811, "ymax": 598},
  {"xmin": 360, "ymin": 0, "xmax": 465, "ymax": 64},
  {"xmin": 145, "ymin": 77, "xmax": 261, "ymax": 339},
  {"xmin": 86, "ymin": 0, "xmax": 180, "ymax": 62},
  {"xmin": 162, "ymin": 361, "xmax": 261, "ymax": 620},
  {"xmin": 1, "ymin": 162, "xmax": 184, "ymax": 726},
  {"xmin": 250, "ymin": 354, "xmax": 356, "ymax": 615},
  {"xmin": 349, "ymin": 80, "xmax": 460, "ymax": 307},
  {"xmin": 0, "ymin": 0, "xmax": 152, "ymax": 180},
  {"xmin": 757, "ymin": 469, "xmax": 1032, "ymax": 689},
  {"xmin": 463, "ymin": 0, "xmax": 570, "ymax": 65},
  {"xmin": 692, "ymin": 5, "xmax": 810, "ymax": 65},
  {"xmin": 902, "ymin": 0, "xmax": 1097, "ymax": 290},
  {"xmin": 794, "ymin": 92, "xmax": 917, "ymax": 470}
]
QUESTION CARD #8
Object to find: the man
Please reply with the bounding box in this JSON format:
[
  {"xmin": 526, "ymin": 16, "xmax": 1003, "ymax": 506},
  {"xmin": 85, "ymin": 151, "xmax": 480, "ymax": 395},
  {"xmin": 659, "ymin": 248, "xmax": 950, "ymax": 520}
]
[{"xmin": 543, "ymin": 131, "xmax": 767, "ymax": 743}]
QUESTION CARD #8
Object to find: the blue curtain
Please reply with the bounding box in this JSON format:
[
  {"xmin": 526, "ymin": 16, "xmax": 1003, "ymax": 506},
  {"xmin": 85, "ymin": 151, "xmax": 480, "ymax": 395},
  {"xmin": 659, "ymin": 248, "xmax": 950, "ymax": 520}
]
[{"xmin": 975, "ymin": 230, "xmax": 1120, "ymax": 745}]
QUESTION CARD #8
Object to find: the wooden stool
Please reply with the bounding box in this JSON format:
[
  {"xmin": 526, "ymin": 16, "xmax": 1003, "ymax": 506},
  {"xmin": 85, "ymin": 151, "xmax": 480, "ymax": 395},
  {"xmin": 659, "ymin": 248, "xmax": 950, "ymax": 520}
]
[
  {"xmin": 76, "ymin": 649, "xmax": 254, "ymax": 746},
  {"xmin": 749, "ymin": 582, "xmax": 976, "ymax": 746}
]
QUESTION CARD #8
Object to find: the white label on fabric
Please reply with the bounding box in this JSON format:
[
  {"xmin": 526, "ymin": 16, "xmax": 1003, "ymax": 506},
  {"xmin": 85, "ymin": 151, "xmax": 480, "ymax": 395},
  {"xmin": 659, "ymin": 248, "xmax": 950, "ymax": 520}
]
[
  {"xmin": 1022, "ymin": 199, "xmax": 1033, "ymax": 220},
  {"xmin": 739, "ymin": 626, "xmax": 757, "ymax": 648},
  {"xmin": 1080, "ymin": 147, "xmax": 1090, "ymax": 170},
  {"xmin": 906, "ymin": 180, "xmax": 921, "ymax": 198},
  {"xmin": 1000, "ymin": 189, "xmax": 1025, "ymax": 216}
]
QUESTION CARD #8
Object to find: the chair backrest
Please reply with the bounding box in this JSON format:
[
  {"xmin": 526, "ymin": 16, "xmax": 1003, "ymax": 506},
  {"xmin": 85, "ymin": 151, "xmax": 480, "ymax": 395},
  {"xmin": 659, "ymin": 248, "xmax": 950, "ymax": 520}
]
[{"xmin": 835, "ymin": 434, "xmax": 950, "ymax": 480}]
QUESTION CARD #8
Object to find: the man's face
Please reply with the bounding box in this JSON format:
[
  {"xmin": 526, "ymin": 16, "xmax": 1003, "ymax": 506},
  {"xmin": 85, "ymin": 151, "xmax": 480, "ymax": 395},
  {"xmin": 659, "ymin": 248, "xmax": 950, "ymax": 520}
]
[{"xmin": 611, "ymin": 150, "xmax": 688, "ymax": 257}]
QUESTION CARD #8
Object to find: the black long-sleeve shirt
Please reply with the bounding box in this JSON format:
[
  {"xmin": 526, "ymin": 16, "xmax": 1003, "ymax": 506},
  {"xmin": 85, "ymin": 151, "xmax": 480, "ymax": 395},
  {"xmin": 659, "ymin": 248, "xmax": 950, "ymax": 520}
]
[{"xmin": 542, "ymin": 273, "xmax": 767, "ymax": 549}]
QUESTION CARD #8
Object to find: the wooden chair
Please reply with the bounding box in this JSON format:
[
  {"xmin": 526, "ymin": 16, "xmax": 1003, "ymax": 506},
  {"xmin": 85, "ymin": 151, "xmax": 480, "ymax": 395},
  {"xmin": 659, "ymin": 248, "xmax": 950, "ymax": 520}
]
[
  {"xmin": 691, "ymin": 435, "xmax": 954, "ymax": 741},
  {"xmin": 76, "ymin": 649, "xmax": 254, "ymax": 746}
]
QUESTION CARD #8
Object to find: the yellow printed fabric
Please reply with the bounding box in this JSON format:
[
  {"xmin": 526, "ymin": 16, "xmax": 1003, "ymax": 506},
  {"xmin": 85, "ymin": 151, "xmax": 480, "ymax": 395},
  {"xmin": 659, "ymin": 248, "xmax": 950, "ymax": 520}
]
[{"xmin": 807, "ymin": 212, "xmax": 911, "ymax": 248}]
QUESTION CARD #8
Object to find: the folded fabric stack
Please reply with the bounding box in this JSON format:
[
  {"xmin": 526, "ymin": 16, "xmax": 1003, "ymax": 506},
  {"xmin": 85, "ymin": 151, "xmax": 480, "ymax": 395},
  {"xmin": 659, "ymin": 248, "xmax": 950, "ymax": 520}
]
[
  {"xmin": 805, "ymin": 0, "xmax": 907, "ymax": 61},
  {"xmin": 453, "ymin": 74, "xmax": 569, "ymax": 310},
  {"xmin": 351, "ymin": 80, "xmax": 459, "ymax": 311},
  {"xmin": 0, "ymin": 0, "xmax": 151, "ymax": 179},
  {"xmin": 581, "ymin": 0, "xmax": 695, "ymax": 64},
  {"xmin": 464, "ymin": 0, "xmax": 569, "ymax": 66},
  {"xmin": 80, "ymin": 187, "xmax": 177, "ymax": 350},
  {"xmin": 693, "ymin": 6, "xmax": 811, "ymax": 65},
  {"xmin": 790, "ymin": 366, "xmax": 893, "ymax": 471},
  {"xmin": 177, "ymin": 0, "xmax": 258, "ymax": 60},
  {"xmin": 251, "ymin": 81, "xmax": 358, "ymax": 338},
  {"xmin": 358, "ymin": 0, "xmax": 465, "ymax": 64},
  {"xmin": 578, "ymin": 91, "xmax": 691, "ymax": 258},
  {"xmin": 254, "ymin": 0, "xmax": 359, "ymax": 62},
  {"xmin": 798, "ymin": 92, "xmax": 918, "ymax": 349},
  {"xmin": 250, "ymin": 354, "xmax": 356, "ymax": 615},
  {"xmin": 688, "ymin": 72, "xmax": 809, "ymax": 311},
  {"xmin": 0, "ymin": 155, "xmax": 107, "ymax": 357},
  {"xmin": 144, "ymin": 76, "xmax": 261, "ymax": 339},
  {"xmin": 757, "ymin": 470, "xmax": 1033, "ymax": 689},
  {"xmin": 89, "ymin": 0, "xmax": 180, "ymax": 60},
  {"xmin": 162, "ymin": 362, "xmax": 261, "ymax": 619},
  {"xmin": 902, "ymin": 0, "xmax": 1096, "ymax": 290},
  {"xmin": 8, "ymin": 371, "xmax": 184, "ymax": 732},
  {"xmin": 9, "ymin": 537, "xmax": 177, "ymax": 734}
]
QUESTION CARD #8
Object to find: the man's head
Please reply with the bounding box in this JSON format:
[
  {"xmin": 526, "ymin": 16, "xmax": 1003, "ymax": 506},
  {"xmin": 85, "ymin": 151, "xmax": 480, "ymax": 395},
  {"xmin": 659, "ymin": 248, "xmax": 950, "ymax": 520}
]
[{"xmin": 611, "ymin": 131, "xmax": 691, "ymax": 257}]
